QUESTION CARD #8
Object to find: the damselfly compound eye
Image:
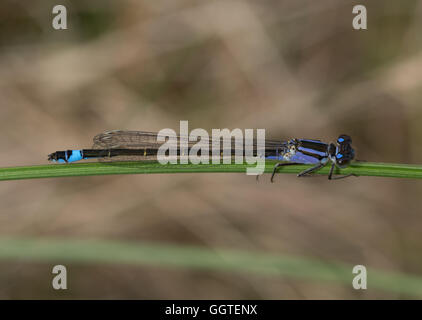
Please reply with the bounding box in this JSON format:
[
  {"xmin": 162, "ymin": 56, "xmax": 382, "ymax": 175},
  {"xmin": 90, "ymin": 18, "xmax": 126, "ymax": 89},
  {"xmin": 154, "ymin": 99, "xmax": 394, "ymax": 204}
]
[{"xmin": 337, "ymin": 134, "xmax": 352, "ymax": 144}]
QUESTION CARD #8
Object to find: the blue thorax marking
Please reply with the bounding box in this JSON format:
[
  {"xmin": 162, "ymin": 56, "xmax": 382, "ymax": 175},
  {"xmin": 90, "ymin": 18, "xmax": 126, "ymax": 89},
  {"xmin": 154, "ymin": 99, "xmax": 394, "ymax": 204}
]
[
  {"xmin": 265, "ymin": 152, "xmax": 320, "ymax": 164},
  {"xmin": 300, "ymin": 139, "xmax": 323, "ymax": 143},
  {"xmin": 297, "ymin": 146, "xmax": 327, "ymax": 157},
  {"xmin": 289, "ymin": 152, "xmax": 321, "ymax": 164}
]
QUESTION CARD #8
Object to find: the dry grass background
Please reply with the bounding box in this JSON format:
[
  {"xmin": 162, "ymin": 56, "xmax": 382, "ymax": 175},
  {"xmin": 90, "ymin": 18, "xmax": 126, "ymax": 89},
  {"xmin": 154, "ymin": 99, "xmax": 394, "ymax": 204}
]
[{"xmin": 1, "ymin": 0, "xmax": 422, "ymax": 298}]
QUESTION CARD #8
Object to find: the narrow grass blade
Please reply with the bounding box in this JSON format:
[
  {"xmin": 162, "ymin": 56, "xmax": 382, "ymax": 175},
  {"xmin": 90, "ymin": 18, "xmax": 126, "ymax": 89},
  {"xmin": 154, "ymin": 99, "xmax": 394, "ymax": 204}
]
[
  {"xmin": 1, "ymin": 161, "xmax": 422, "ymax": 181},
  {"xmin": 0, "ymin": 237, "xmax": 421, "ymax": 297}
]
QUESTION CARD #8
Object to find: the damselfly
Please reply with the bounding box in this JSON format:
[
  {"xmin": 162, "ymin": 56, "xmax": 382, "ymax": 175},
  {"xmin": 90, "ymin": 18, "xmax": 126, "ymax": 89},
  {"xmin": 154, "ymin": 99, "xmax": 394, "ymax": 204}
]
[{"xmin": 48, "ymin": 130, "xmax": 356, "ymax": 181}]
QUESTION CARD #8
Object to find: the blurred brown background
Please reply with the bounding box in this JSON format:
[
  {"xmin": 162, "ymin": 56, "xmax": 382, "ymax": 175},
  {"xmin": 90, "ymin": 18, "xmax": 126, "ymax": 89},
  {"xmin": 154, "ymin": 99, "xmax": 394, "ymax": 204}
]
[{"xmin": 1, "ymin": 0, "xmax": 422, "ymax": 299}]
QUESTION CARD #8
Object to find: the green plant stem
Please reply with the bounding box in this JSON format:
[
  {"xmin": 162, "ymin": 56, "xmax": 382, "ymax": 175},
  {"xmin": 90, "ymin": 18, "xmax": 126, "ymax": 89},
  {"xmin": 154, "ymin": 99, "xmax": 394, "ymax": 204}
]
[
  {"xmin": 0, "ymin": 236, "xmax": 421, "ymax": 297},
  {"xmin": 1, "ymin": 161, "xmax": 422, "ymax": 181}
]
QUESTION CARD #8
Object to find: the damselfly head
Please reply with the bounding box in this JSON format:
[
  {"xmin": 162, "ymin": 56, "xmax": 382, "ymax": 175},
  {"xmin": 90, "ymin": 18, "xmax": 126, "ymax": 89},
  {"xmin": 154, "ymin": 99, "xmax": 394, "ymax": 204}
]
[{"xmin": 335, "ymin": 134, "xmax": 355, "ymax": 168}]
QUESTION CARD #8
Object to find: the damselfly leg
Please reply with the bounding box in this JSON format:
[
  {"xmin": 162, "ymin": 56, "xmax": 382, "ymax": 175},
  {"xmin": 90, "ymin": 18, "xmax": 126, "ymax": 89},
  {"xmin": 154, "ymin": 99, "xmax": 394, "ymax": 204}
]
[
  {"xmin": 327, "ymin": 162, "xmax": 357, "ymax": 180},
  {"xmin": 297, "ymin": 162, "xmax": 326, "ymax": 178},
  {"xmin": 271, "ymin": 162, "xmax": 299, "ymax": 182}
]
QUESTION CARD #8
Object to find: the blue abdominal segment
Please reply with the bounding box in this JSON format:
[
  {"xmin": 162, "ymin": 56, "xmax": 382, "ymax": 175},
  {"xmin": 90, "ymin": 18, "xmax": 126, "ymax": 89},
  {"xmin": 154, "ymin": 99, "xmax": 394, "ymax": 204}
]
[
  {"xmin": 54, "ymin": 150, "xmax": 85, "ymax": 163},
  {"xmin": 67, "ymin": 150, "xmax": 84, "ymax": 163}
]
